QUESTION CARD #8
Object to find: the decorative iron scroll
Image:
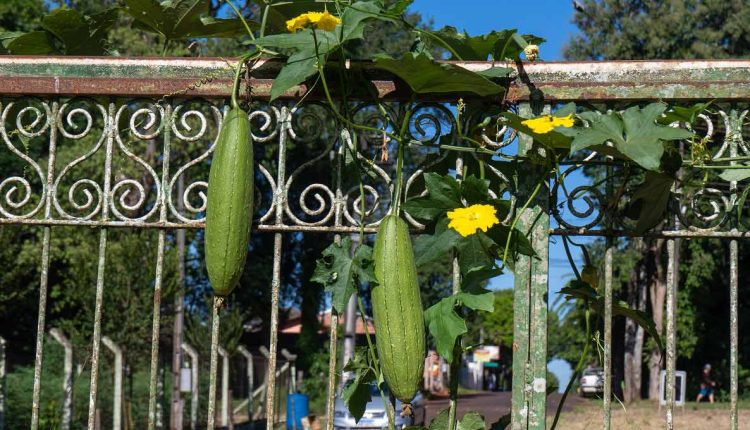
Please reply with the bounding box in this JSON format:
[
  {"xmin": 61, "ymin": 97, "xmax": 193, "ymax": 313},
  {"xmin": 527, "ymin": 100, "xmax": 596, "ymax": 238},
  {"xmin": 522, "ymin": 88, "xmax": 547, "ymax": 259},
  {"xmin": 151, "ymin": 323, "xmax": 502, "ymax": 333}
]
[{"xmin": 1, "ymin": 97, "xmax": 747, "ymax": 235}]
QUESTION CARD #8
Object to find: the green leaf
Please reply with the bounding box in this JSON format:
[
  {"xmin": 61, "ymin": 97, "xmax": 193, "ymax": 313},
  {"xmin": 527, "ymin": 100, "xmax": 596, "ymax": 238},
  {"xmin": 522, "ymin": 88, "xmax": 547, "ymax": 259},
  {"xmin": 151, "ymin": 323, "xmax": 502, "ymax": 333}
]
[
  {"xmin": 425, "ymin": 291, "xmax": 494, "ymax": 363},
  {"xmin": 414, "ymin": 218, "xmax": 462, "ymax": 267},
  {"xmin": 425, "ymin": 296, "xmax": 466, "ymax": 362},
  {"xmin": 124, "ymin": 0, "xmax": 252, "ymax": 40},
  {"xmin": 456, "ymin": 291, "xmax": 494, "ymax": 312},
  {"xmin": 561, "ymin": 103, "xmax": 694, "ymax": 171},
  {"xmin": 3, "ymin": 31, "xmax": 56, "ymax": 55},
  {"xmin": 339, "ymin": 1, "xmax": 391, "ymax": 43},
  {"xmin": 461, "ymin": 265, "xmax": 502, "ymax": 293},
  {"xmin": 402, "ymin": 172, "xmax": 462, "ymax": 222},
  {"xmin": 493, "ymin": 31, "xmax": 545, "ymax": 60},
  {"xmin": 311, "ymin": 238, "xmax": 376, "ymax": 314},
  {"xmin": 456, "ymin": 232, "xmax": 496, "ymax": 276},
  {"xmin": 432, "ymin": 27, "xmax": 513, "ymax": 61},
  {"xmin": 461, "ymin": 175, "xmax": 490, "ymax": 205},
  {"xmin": 563, "ymin": 280, "xmax": 664, "ymax": 355},
  {"xmin": 342, "ymin": 347, "xmax": 377, "ymax": 422},
  {"xmin": 658, "ymin": 101, "xmax": 713, "ymax": 125},
  {"xmin": 386, "ymin": 0, "xmax": 414, "ymax": 15},
  {"xmin": 719, "ymin": 164, "xmax": 750, "ymax": 182},
  {"xmin": 477, "ymin": 67, "xmax": 514, "ymax": 79},
  {"xmin": 627, "ymin": 172, "xmax": 674, "ymax": 233},
  {"xmin": 489, "ymin": 413, "xmax": 511, "ymax": 430},
  {"xmin": 485, "ymin": 224, "xmax": 536, "ymax": 259},
  {"xmin": 458, "ymin": 412, "xmax": 486, "ymax": 430},
  {"xmin": 375, "ymin": 53, "xmax": 504, "ymax": 96},
  {"xmin": 41, "ymin": 8, "xmax": 117, "ymax": 55},
  {"xmin": 270, "ymin": 50, "xmax": 319, "ymax": 100},
  {"xmin": 429, "ymin": 409, "xmax": 450, "ymax": 430},
  {"xmin": 251, "ymin": 28, "xmax": 339, "ymax": 52}
]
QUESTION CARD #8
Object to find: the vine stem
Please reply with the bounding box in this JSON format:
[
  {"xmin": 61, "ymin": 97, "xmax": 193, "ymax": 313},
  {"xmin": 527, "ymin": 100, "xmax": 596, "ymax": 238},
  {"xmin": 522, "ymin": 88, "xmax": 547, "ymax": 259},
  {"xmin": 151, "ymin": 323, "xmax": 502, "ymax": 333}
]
[
  {"xmin": 550, "ymin": 306, "xmax": 591, "ymax": 430},
  {"xmin": 447, "ymin": 342, "xmax": 462, "ymax": 430},
  {"xmin": 225, "ymin": 0, "xmax": 256, "ymax": 41},
  {"xmin": 357, "ymin": 297, "xmax": 396, "ymax": 430},
  {"xmin": 500, "ymin": 177, "xmax": 545, "ymax": 270}
]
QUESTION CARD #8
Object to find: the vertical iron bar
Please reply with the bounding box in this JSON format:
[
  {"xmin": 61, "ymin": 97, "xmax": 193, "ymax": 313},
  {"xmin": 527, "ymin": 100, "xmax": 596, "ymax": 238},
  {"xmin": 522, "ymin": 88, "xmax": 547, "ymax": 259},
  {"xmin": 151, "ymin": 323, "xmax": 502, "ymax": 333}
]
[
  {"xmin": 148, "ymin": 102, "xmax": 171, "ymax": 430},
  {"xmin": 728, "ymin": 109, "xmax": 739, "ymax": 430},
  {"xmin": 207, "ymin": 296, "xmax": 223, "ymax": 430},
  {"xmin": 325, "ymin": 130, "xmax": 347, "ymax": 430},
  {"xmin": 603, "ymin": 241, "xmax": 613, "ymax": 430},
  {"xmin": 729, "ymin": 239, "xmax": 738, "ymax": 430},
  {"xmin": 266, "ymin": 107, "xmax": 289, "ymax": 430},
  {"xmin": 511, "ymin": 103, "xmax": 549, "ymax": 430},
  {"xmin": 87, "ymin": 101, "xmax": 115, "ymax": 430},
  {"xmin": 603, "ymin": 161, "xmax": 614, "ymax": 430},
  {"xmin": 447, "ymin": 154, "xmax": 463, "ymax": 430},
  {"xmin": 664, "ymin": 239, "xmax": 677, "ymax": 430},
  {"xmin": 171, "ymin": 175, "xmax": 186, "ymax": 430},
  {"xmin": 30, "ymin": 101, "xmax": 59, "ymax": 430}
]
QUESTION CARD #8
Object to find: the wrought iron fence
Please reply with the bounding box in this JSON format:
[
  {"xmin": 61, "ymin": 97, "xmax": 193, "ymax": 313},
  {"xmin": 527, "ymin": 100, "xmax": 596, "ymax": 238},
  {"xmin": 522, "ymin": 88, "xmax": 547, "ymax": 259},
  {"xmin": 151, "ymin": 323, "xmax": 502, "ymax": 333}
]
[{"xmin": 0, "ymin": 57, "xmax": 747, "ymax": 430}]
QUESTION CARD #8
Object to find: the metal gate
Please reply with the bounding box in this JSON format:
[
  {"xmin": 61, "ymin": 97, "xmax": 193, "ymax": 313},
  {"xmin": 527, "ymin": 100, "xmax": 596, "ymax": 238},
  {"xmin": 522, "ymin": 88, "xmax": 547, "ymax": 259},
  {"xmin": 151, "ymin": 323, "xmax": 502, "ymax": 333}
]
[{"xmin": 0, "ymin": 57, "xmax": 746, "ymax": 429}]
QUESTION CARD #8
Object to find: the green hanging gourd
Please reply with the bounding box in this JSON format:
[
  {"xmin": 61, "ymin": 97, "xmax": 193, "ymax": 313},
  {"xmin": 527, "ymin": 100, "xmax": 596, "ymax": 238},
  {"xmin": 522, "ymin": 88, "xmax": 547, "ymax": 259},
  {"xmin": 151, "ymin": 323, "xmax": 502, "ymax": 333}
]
[
  {"xmin": 371, "ymin": 214, "xmax": 426, "ymax": 404},
  {"xmin": 204, "ymin": 62, "xmax": 254, "ymax": 296}
]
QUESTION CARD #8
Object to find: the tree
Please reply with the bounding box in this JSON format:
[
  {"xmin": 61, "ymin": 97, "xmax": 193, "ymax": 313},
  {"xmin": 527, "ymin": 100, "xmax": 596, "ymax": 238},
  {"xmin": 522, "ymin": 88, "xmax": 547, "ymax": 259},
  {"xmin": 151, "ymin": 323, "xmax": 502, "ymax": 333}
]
[
  {"xmin": 565, "ymin": 0, "xmax": 750, "ymax": 60},
  {"xmin": 565, "ymin": 0, "xmax": 750, "ymax": 402}
]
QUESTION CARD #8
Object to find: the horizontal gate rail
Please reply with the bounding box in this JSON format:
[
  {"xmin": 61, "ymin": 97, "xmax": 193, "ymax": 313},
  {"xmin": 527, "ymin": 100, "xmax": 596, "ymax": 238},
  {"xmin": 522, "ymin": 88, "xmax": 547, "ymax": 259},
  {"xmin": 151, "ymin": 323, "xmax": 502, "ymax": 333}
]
[{"xmin": 0, "ymin": 57, "xmax": 746, "ymax": 430}]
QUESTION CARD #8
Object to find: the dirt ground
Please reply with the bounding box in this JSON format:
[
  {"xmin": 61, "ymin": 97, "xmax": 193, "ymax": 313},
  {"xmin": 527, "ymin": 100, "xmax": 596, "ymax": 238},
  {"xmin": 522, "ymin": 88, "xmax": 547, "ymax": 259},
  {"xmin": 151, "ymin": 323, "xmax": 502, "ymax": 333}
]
[
  {"xmin": 424, "ymin": 391, "xmax": 750, "ymax": 430},
  {"xmin": 553, "ymin": 400, "xmax": 750, "ymax": 430}
]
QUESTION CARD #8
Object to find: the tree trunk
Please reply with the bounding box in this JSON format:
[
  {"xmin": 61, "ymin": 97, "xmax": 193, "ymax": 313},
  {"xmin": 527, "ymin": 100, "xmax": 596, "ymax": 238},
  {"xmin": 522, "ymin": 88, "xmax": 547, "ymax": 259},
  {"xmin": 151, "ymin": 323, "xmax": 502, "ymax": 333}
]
[
  {"xmin": 623, "ymin": 240, "xmax": 647, "ymax": 403},
  {"xmin": 647, "ymin": 239, "xmax": 666, "ymax": 400}
]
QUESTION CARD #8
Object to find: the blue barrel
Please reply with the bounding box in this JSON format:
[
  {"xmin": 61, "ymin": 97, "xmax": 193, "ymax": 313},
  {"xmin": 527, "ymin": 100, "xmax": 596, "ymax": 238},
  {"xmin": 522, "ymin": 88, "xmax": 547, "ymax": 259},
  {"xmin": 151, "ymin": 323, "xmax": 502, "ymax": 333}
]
[{"xmin": 286, "ymin": 393, "xmax": 309, "ymax": 430}]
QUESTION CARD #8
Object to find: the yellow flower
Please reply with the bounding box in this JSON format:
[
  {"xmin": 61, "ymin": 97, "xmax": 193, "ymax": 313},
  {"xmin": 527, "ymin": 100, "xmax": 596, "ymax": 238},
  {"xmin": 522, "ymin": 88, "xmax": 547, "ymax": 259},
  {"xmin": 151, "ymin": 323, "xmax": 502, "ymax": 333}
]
[
  {"xmin": 286, "ymin": 14, "xmax": 311, "ymax": 32},
  {"xmin": 447, "ymin": 204, "xmax": 500, "ymax": 237},
  {"xmin": 313, "ymin": 10, "xmax": 342, "ymax": 31},
  {"xmin": 524, "ymin": 44, "xmax": 540, "ymax": 62},
  {"xmin": 521, "ymin": 114, "xmax": 575, "ymax": 134},
  {"xmin": 286, "ymin": 11, "xmax": 341, "ymax": 32}
]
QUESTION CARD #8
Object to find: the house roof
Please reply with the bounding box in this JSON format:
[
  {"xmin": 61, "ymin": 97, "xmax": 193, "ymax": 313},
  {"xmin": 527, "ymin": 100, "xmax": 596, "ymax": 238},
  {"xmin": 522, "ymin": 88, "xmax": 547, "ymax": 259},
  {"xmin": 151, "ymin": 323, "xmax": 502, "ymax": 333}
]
[{"xmin": 280, "ymin": 309, "xmax": 375, "ymax": 334}]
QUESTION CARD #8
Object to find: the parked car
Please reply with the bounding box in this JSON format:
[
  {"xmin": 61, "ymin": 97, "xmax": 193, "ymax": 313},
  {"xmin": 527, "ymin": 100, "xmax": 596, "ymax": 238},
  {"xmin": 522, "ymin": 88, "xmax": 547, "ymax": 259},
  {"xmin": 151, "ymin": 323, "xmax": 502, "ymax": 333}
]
[
  {"xmin": 333, "ymin": 384, "xmax": 425, "ymax": 430},
  {"xmin": 578, "ymin": 367, "xmax": 604, "ymax": 397}
]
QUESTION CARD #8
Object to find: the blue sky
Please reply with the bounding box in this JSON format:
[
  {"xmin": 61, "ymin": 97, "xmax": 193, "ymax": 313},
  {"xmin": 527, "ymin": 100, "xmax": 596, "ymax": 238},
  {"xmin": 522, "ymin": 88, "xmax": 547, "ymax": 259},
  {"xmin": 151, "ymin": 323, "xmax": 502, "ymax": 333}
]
[
  {"xmin": 410, "ymin": 0, "xmax": 585, "ymax": 391},
  {"xmin": 411, "ymin": 0, "xmax": 580, "ymax": 61}
]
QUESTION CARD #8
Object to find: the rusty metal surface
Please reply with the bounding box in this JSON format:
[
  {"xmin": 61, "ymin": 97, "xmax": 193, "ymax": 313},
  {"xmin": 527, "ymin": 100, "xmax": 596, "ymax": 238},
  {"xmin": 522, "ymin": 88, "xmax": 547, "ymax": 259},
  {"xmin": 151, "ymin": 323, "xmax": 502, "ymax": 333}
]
[{"xmin": 2, "ymin": 57, "xmax": 750, "ymax": 100}]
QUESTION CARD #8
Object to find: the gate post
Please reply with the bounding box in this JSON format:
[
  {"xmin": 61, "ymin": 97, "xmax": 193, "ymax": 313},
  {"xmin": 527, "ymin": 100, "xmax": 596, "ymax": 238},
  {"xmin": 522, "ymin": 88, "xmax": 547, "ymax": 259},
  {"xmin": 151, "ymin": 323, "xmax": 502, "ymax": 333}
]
[
  {"xmin": 510, "ymin": 102, "xmax": 550, "ymax": 430},
  {"xmin": 49, "ymin": 328, "xmax": 73, "ymax": 430},
  {"xmin": 237, "ymin": 346, "xmax": 254, "ymax": 425},
  {"xmin": 181, "ymin": 343, "xmax": 199, "ymax": 430},
  {"xmin": 218, "ymin": 346, "xmax": 230, "ymax": 426},
  {"xmin": 101, "ymin": 336, "xmax": 123, "ymax": 430}
]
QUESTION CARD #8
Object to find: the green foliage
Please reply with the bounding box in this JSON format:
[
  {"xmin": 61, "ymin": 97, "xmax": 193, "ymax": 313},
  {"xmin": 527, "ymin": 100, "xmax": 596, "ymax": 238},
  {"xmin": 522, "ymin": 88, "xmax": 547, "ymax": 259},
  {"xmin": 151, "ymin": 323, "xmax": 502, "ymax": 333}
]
[
  {"xmin": 341, "ymin": 347, "xmax": 378, "ymax": 422},
  {"xmin": 374, "ymin": 53, "xmax": 503, "ymax": 96},
  {"xmin": 1, "ymin": 7, "xmax": 116, "ymax": 55},
  {"xmin": 559, "ymin": 103, "xmax": 694, "ymax": 171},
  {"xmin": 311, "ymin": 237, "xmax": 376, "ymax": 315},
  {"xmin": 424, "ymin": 291, "xmax": 494, "ymax": 362},
  {"xmin": 561, "ymin": 279, "xmax": 663, "ymax": 353},
  {"xmin": 123, "ymin": 0, "xmax": 251, "ymax": 40}
]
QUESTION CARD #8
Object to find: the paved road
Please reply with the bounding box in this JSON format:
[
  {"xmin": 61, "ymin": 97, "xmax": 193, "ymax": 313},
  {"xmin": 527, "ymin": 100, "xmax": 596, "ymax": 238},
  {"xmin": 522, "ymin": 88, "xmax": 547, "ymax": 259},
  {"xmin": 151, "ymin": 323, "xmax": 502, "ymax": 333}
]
[{"xmin": 424, "ymin": 391, "xmax": 585, "ymax": 427}]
